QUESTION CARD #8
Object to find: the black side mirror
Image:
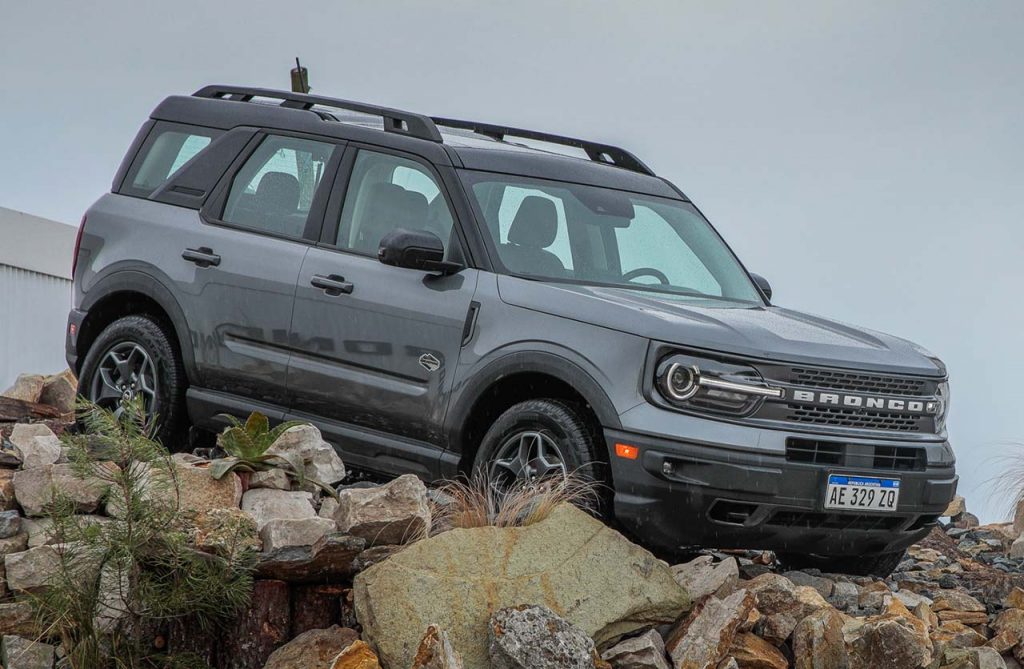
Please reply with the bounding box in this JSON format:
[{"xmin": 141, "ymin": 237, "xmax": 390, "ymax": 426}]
[
  {"xmin": 750, "ymin": 273, "xmax": 772, "ymax": 301},
  {"xmin": 378, "ymin": 228, "xmax": 461, "ymax": 274}
]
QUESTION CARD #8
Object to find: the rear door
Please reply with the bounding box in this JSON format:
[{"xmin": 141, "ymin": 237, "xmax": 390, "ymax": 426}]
[
  {"xmin": 286, "ymin": 146, "xmax": 478, "ymax": 476},
  {"xmin": 181, "ymin": 131, "xmax": 342, "ymax": 415}
]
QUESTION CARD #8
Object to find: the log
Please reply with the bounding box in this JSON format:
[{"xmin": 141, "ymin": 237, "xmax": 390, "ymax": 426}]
[
  {"xmin": 291, "ymin": 583, "xmax": 347, "ymax": 636},
  {"xmin": 0, "ymin": 397, "xmax": 62, "ymax": 421},
  {"xmin": 216, "ymin": 579, "xmax": 291, "ymax": 669}
]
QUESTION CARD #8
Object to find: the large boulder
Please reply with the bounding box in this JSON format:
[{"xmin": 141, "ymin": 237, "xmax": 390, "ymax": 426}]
[
  {"xmin": 242, "ymin": 489, "xmax": 316, "ymax": 531},
  {"xmin": 600, "ymin": 629, "xmax": 670, "ymax": 669},
  {"xmin": 13, "ymin": 463, "xmax": 110, "ymax": 517},
  {"xmin": 262, "ymin": 625, "xmax": 359, "ymax": 669},
  {"xmin": 333, "ymin": 474, "xmax": 430, "ymax": 546},
  {"xmin": 354, "ymin": 504, "xmax": 688, "ymax": 668},
  {"xmin": 489, "ymin": 605, "xmax": 599, "ymax": 669},
  {"xmin": 664, "ymin": 589, "xmax": 753, "ymax": 669},
  {"xmin": 267, "ymin": 425, "xmax": 346, "ymax": 486},
  {"xmin": 8, "ymin": 424, "xmax": 61, "ymax": 469}
]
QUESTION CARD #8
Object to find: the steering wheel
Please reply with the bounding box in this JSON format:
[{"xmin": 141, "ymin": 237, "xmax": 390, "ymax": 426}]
[{"xmin": 622, "ymin": 267, "xmax": 670, "ymax": 285}]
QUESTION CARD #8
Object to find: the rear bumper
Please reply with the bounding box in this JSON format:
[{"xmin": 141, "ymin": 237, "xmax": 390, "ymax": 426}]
[{"xmin": 605, "ymin": 427, "xmax": 957, "ymax": 557}]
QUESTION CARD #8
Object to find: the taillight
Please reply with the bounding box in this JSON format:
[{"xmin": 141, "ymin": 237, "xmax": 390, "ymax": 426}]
[{"xmin": 71, "ymin": 215, "xmax": 86, "ymax": 279}]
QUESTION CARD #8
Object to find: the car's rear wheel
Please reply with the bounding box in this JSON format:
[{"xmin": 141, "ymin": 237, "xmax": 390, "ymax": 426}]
[
  {"xmin": 474, "ymin": 399, "xmax": 608, "ymax": 509},
  {"xmin": 777, "ymin": 548, "xmax": 907, "ymax": 578},
  {"xmin": 78, "ymin": 315, "xmax": 188, "ymax": 449}
]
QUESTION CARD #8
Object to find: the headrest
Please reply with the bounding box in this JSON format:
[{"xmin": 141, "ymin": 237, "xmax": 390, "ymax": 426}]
[
  {"xmin": 508, "ymin": 196, "xmax": 558, "ymax": 248},
  {"xmin": 255, "ymin": 172, "xmax": 300, "ymax": 213}
]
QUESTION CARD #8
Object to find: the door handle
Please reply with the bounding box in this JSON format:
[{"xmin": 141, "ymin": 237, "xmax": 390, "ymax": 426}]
[
  {"xmin": 182, "ymin": 247, "xmax": 221, "ymax": 268},
  {"xmin": 310, "ymin": 274, "xmax": 354, "ymax": 295}
]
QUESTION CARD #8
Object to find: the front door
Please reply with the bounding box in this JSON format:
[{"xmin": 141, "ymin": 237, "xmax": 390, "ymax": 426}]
[{"xmin": 287, "ymin": 147, "xmax": 478, "ymax": 474}]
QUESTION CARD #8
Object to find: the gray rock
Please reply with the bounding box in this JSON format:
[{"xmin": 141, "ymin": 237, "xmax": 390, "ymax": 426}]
[
  {"xmin": 256, "ymin": 533, "xmax": 365, "ymax": 582},
  {"xmin": 266, "ymin": 424, "xmax": 346, "ymax": 485},
  {"xmin": 262, "ymin": 625, "xmax": 359, "ymax": 669},
  {"xmin": 333, "ymin": 474, "xmax": 430, "ymax": 546},
  {"xmin": 13, "ymin": 464, "xmax": 109, "ymax": 516},
  {"xmin": 5, "ymin": 545, "xmax": 60, "ymax": 592},
  {"xmin": 8, "ymin": 424, "xmax": 61, "ymax": 470},
  {"xmin": 1, "ymin": 635, "xmax": 55, "ymax": 669},
  {"xmin": 1010, "ymin": 536, "xmax": 1024, "ymax": 559},
  {"xmin": 783, "ymin": 570, "xmax": 835, "ymax": 599},
  {"xmin": 664, "ymin": 589, "xmax": 753, "ymax": 669},
  {"xmin": 38, "ymin": 370, "xmax": 77, "ymax": 414},
  {"xmin": 259, "ymin": 517, "xmax": 334, "ymax": 552},
  {"xmin": 0, "ymin": 510, "xmax": 21, "ymax": 539},
  {"xmin": 249, "ymin": 468, "xmax": 291, "ymax": 491},
  {"xmin": 0, "ymin": 470, "xmax": 17, "ymax": 511},
  {"xmin": 672, "ymin": 556, "xmax": 739, "ymax": 601},
  {"xmin": 0, "ymin": 532, "xmax": 28, "ymax": 555},
  {"xmin": 489, "ymin": 605, "xmax": 597, "ymax": 669},
  {"xmin": 241, "ymin": 489, "xmax": 316, "ymax": 531},
  {"xmin": 0, "ymin": 602, "xmax": 38, "ymax": 637},
  {"xmin": 2, "ymin": 375, "xmax": 45, "ymax": 403},
  {"xmin": 352, "ymin": 544, "xmax": 403, "ymax": 572},
  {"xmin": 93, "ymin": 562, "xmax": 131, "ymax": 634},
  {"xmin": 894, "ymin": 590, "xmax": 933, "ymax": 609},
  {"xmin": 600, "ymin": 629, "xmax": 670, "ymax": 669}
]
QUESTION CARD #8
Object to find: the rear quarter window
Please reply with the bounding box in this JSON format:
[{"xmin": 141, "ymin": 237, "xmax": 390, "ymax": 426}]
[{"xmin": 120, "ymin": 122, "xmax": 222, "ymax": 198}]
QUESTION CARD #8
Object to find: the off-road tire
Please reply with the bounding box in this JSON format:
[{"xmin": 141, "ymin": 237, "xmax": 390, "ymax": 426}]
[{"xmin": 78, "ymin": 315, "xmax": 188, "ymax": 449}]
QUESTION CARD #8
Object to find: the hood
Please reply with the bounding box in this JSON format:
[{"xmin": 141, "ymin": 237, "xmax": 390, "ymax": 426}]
[{"xmin": 497, "ymin": 277, "xmax": 944, "ymax": 377}]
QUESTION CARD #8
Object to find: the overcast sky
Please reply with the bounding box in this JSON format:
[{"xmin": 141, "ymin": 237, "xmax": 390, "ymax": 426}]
[{"xmin": 1, "ymin": 1, "xmax": 1021, "ymax": 522}]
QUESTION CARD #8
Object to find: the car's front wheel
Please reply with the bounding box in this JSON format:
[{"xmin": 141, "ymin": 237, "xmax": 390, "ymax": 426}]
[{"xmin": 78, "ymin": 314, "xmax": 188, "ymax": 448}]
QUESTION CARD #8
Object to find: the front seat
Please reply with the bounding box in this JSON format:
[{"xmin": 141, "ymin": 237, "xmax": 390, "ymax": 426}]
[
  {"xmin": 352, "ymin": 183, "xmax": 429, "ymax": 253},
  {"xmin": 500, "ymin": 196, "xmax": 566, "ymax": 276},
  {"xmin": 253, "ymin": 172, "xmax": 301, "ymax": 235}
]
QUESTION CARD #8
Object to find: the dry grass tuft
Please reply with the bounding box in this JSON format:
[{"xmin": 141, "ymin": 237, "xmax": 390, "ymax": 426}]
[
  {"xmin": 991, "ymin": 447, "xmax": 1024, "ymax": 519},
  {"xmin": 429, "ymin": 470, "xmax": 600, "ymax": 532}
]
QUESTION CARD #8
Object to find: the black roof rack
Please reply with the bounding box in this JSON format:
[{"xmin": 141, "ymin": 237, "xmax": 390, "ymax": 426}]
[
  {"xmin": 191, "ymin": 86, "xmax": 654, "ymax": 175},
  {"xmin": 431, "ymin": 117, "xmax": 655, "ymax": 176},
  {"xmin": 193, "ymin": 85, "xmax": 443, "ymax": 142}
]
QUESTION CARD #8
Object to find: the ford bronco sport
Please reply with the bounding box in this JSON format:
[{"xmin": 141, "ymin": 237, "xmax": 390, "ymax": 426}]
[{"xmin": 66, "ymin": 85, "xmax": 956, "ymax": 576}]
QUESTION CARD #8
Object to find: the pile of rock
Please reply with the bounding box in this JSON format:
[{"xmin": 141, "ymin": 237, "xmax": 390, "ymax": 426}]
[{"xmin": 0, "ymin": 371, "xmax": 76, "ymax": 435}]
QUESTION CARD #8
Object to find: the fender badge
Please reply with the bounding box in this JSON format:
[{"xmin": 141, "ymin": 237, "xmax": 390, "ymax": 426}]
[{"xmin": 418, "ymin": 353, "xmax": 441, "ymax": 372}]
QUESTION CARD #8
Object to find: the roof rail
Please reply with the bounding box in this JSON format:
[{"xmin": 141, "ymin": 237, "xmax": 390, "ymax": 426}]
[
  {"xmin": 431, "ymin": 117, "xmax": 654, "ymax": 175},
  {"xmin": 192, "ymin": 85, "xmax": 443, "ymax": 142}
]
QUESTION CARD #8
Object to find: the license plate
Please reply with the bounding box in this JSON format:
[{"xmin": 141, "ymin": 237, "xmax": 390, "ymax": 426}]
[{"xmin": 824, "ymin": 474, "xmax": 900, "ymax": 512}]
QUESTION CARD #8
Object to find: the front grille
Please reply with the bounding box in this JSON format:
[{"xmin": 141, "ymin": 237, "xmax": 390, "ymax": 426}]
[
  {"xmin": 785, "ymin": 404, "xmax": 923, "ymax": 432},
  {"xmin": 790, "ymin": 367, "xmax": 928, "ymax": 397},
  {"xmin": 785, "ymin": 438, "xmax": 926, "ymax": 471},
  {"xmin": 767, "ymin": 511, "xmax": 906, "ymax": 531}
]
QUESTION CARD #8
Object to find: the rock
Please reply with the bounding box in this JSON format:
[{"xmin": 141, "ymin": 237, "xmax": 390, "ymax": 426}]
[
  {"xmin": 106, "ymin": 461, "xmax": 243, "ymax": 518},
  {"xmin": 412, "ymin": 624, "xmax": 464, "ymax": 669},
  {"xmin": 268, "ymin": 424, "xmax": 347, "ymax": 486},
  {"xmin": 93, "ymin": 561, "xmax": 131, "ymax": 633},
  {"xmin": 992, "ymin": 609, "xmax": 1024, "ymax": 646},
  {"xmin": 192, "ymin": 507, "xmax": 261, "ymax": 555},
  {"xmin": 792, "ymin": 607, "xmax": 848, "ymax": 669},
  {"xmin": 13, "ymin": 463, "xmax": 109, "ymax": 516},
  {"xmin": 944, "ymin": 496, "xmax": 967, "ymax": 519},
  {"xmin": 672, "ymin": 556, "xmax": 739, "ymax": 601},
  {"xmin": 355, "ymin": 504, "xmax": 688, "ymax": 669},
  {"xmin": 38, "ymin": 370, "xmax": 77, "ymax": 414},
  {"xmin": 1005, "ymin": 588, "xmax": 1024, "ymax": 610},
  {"xmin": 22, "ymin": 515, "xmax": 109, "ymax": 548},
  {"xmin": 830, "ymin": 581, "xmax": 860, "ymax": 611},
  {"xmin": 857, "ymin": 581, "xmax": 892, "ymax": 610},
  {"xmin": 0, "ymin": 602, "xmax": 38, "ymax": 637},
  {"xmin": 0, "ymin": 510, "xmax": 21, "ymax": 539},
  {"xmin": 941, "ymin": 647, "xmax": 1008, "ymax": 669},
  {"xmin": 783, "ymin": 571, "xmax": 834, "ymax": 599},
  {"xmin": 330, "ymin": 640, "xmax": 381, "ymax": 669},
  {"xmin": 843, "ymin": 598, "xmax": 931, "ymax": 669},
  {"xmin": 8, "ymin": 424, "xmax": 61, "ymax": 469},
  {"xmin": 665, "ymin": 589, "xmax": 753, "ymax": 669},
  {"xmin": 257, "ymin": 533, "xmax": 365, "ymax": 582},
  {"xmin": 937, "ymin": 611, "xmax": 989, "ymax": 625},
  {"xmin": 489, "ymin": 605, "xmax": 597, "ymax": 669},
  {"xmin": 933, "ymin": 590, "xmax": 986, "ymax": 613},
  {"xmin": 0, "ymin": 470, "xmax": 17, "ymax": 511},
  {"xmin": 729, "ymin": 632, "xmax": 788, "ymax": 669},
  {"xmin": 262, "ymin": 625, "xmax": 359, "ymax": 669},
  {"xmin": 894, "ymin": 590, "xmax": 933, "ymax": 610},
  {"xmin": 1010, "ymin": 537, "xmax": 1024, "ymax": 560},
  {"xmin": 333, "ymin": 474, "xmax": 430, "ymax": 546},
  {"xmin": 1013, "ymin": 499, "xmax": 1024, "ymax": 539},
  {"xmin": 351, "ymin": 545, "xmax": 402, "ymax": 572},
  {"xmin": 0, "ymin": 532, "xmax": 28, "ymax": 554},
  {"xmin": 242, "ymin": 489, "xmax": 316, "ymax": 531},
  {"xmin": 319, "ymin": 496, "xmax": 339, "ymax": 519},
  {"xmin": 2, "ymin": 375, "xmax": 45, "ymax": 403},
  {"xmin": 5, "ymin": 545, "xmax": 60, "ymax": 592},
  {"xmin": 744, "ymin": 573, "xmax": 830, "ymax": 644},
  {"xmin": 1, "ymin": 635, "xmax": 55, "ymax": 669},
  {"xmin": 931, "ymin": 621, "xmax": 988, "ymax": 651},
  {"xmin": 261, "ymin": 517, "xmax": 335, "ymax": 552},
  {"xmin": 250, "ymin": 468, "xmax": 292, "ymax": 491},
  {"xmin": 954, "ymin": 513, "xmax": 981, "ymax": 530},
  {"xmin": 600, "ymin": 629, "xmax": 669, "ymax": 669}
]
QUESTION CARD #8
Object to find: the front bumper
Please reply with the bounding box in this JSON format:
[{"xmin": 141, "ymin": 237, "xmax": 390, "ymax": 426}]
[{"xmin": 606, "ymin": 425, "xmax": 957, "ymax": 557}]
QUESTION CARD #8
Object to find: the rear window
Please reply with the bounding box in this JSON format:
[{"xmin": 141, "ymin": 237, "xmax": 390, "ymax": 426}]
[{"xmin": 121, "ymin": 122, "xmax": 221, "ymax": 197}]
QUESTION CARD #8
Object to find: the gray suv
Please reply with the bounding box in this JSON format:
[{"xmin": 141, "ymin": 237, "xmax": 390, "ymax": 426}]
[{"xmin": 66, "ymin": 85, "xmax": 956, "ymax": 575}]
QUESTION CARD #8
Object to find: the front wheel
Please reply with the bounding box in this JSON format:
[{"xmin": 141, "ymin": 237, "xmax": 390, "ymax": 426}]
[
  {"xmin": 777, "ymin": 549, "xmax": 907, "ymax": 578},
  {"xmin": 78, "ymin": 315, "xmax": 188, "ymax": 448}
]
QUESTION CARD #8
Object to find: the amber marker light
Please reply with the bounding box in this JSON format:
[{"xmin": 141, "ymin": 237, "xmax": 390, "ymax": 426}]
[{"xmin": 615, "ymin": 443, "xmax": 639, "ymax": 460}]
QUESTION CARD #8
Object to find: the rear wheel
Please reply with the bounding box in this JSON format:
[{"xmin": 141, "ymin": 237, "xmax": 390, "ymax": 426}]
[
  {"xmin": 777, "ymin": 549, "xmax": 907, "ymax": 578},
  {"xmin": 78, "ymin": 315, "xmax": 188, "ymax": 449}
]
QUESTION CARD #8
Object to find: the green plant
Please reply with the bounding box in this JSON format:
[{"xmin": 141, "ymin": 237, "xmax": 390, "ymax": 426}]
[
  {"xmin": 210, "ymin": 411, "xmax": 338, "ymax": 498},
  {"xmin": 34, "ymin": 399, "xmax": 257, "ymax": 669}
]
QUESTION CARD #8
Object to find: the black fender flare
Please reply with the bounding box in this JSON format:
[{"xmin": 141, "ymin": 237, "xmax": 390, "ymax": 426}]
[
  {"xmin": 444, "ymin": 350, "xmax": 621, "ymax": 456},
  {"xmin": 79, "ymin": 270, "xmax": 197, "ymax": 380}
]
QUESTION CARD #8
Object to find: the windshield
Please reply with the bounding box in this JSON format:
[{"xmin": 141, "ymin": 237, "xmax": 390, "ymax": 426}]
[{"xmin": 462, "ymin": 171, "xmax": 763, "ymax": 303}]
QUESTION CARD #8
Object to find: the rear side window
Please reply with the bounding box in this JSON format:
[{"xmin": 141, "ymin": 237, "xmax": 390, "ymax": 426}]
[{"xmin": 121, "ymin": 122, "xmax": 221, "ymax": 197}]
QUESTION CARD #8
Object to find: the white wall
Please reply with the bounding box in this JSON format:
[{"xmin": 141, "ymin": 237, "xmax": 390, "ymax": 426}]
[{"xmin": 0, "ymin": 264, "xmax": 72, "ymax": 389}]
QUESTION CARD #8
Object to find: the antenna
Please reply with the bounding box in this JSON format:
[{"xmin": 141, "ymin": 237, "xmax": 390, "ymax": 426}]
[{"xmin": 290, "ymin": 58, "xmax": 310, "ymax": 94}]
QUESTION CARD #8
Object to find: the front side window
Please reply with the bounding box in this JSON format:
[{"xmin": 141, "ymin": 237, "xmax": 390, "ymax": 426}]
[
  {"xmin": 222, "ymin": 135, "xmax": 335, "ymax": 238},
  {"xmin": 465, "ymin": 172, "xmax": 762, "ymax": 303},
  {"xmin": 123, "ymin": 123, "xmax": 220, "ymax": 197},
  {"xmin": 336, "ymin": 150, "xmax": 456, "ymax": 257}
]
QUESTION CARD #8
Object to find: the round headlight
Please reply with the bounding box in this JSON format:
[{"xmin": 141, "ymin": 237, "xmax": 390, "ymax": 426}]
[{"xmin": 663, "ymin": 363, "xmax": 700, "ymax": 401}]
